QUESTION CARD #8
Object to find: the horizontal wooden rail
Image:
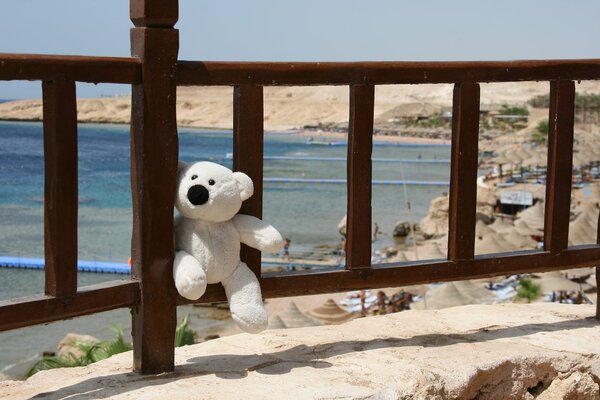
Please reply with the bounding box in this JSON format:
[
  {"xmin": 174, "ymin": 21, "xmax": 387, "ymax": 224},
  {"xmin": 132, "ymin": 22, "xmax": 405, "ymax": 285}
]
[
  {"xmin": 0, "ymin": 53, "xmax": 141, "ymax": 83},
  {"xmin": 0, "ymin": 280, "xmax": 139, "ymax": 332},
  {"xmin": 178, "ymin": 245, "xmax": 600, "ymax": 304},
  {"xmin": 177, "ymin": 59, "xmax": 600, "ymax": 86}
]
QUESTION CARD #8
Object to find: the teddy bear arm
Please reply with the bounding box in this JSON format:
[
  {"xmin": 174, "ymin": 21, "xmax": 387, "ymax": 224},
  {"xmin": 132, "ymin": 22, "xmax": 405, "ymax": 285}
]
[{"xmin": 232, "ymin": 214, "xmax": 285, "ymax": 253}]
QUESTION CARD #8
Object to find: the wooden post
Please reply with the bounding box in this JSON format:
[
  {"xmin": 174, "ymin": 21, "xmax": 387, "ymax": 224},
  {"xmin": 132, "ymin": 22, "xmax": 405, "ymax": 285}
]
[
  {"xmin": 130, "ymin": 0, "xmax": 179, "ymax": 374},
  {"xmin": 447, "ymin": 82, "xmax": 480, "ymax": 260},
  {"xmin": 544, "ymin": 80, "xmax": 575, "ymax": 254},
  {"xmin": 346, "ymin": 84, "xmax": 374, "ymax": 270},
  {"xmin": 233, "ymin": 85, "xmax": 264, "ymax": 276},
  {"xmin": 42, "ymin": 79, "xmax": 78, "ymax": 297}
]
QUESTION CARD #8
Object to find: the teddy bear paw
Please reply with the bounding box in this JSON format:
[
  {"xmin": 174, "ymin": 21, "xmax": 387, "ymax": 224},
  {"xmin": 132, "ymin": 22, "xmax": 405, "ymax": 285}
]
[{"xmin": 176, "ymin": 275, "xmax": 207, "ymax": 300}]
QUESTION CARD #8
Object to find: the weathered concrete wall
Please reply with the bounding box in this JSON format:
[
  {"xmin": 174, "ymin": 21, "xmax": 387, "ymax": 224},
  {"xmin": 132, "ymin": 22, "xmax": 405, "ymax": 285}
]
[{"xmin": 2, "ymin": 303, "xmax": 599, "ymax": 400}]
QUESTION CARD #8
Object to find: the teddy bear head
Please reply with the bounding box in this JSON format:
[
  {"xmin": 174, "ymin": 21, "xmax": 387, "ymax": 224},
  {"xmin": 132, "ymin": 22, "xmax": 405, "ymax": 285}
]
[{"xmin": 175, "ymin": 161, "xmax": 253, "ymax": 223}]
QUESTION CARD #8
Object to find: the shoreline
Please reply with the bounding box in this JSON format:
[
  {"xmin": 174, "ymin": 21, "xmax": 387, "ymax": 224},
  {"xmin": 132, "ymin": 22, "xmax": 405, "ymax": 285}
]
[
  {"xmin": 0, "ymin": 118, "xmax": 451, "ymax": 146},
  {"xmin": 295, "ymin": 129, "xmax": 451, "ymax": 146}
]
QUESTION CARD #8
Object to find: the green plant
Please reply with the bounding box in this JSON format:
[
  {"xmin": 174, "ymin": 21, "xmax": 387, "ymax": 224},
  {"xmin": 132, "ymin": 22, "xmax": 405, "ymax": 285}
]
[
  {"xmin": 516, "ymin": 278, "xmax": 542, "ymax": 303},
  {"xmin": 527, "ymin": 94, "xmax": 550, "ymax": 108},
  {"xmin": 175, "ymin": 314, "xmax": 197, "ymax": 347},
  {"xmin": 27, "ymin": 328, "xmax": 132, "ymax": 377},
  {"xmin": 500, "ymin": 104, "xmax": 529, "ymax": 116},
  {"xmin": 536, "ymin": 119, "xmax": 548, "ymax": 134},
  {"xmin": 28, "ymin": 317, "xmax": 197, "ymax": 376},
  {"xmin": 415, "ymin": 115, "xmax": 449, "ymax": 128}
]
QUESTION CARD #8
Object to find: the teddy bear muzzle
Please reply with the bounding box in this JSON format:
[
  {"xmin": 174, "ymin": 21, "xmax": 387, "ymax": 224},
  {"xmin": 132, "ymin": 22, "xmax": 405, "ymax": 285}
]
[{"xmin": 187, "ymin": 185, "xmax": 209, "ymax": 206}]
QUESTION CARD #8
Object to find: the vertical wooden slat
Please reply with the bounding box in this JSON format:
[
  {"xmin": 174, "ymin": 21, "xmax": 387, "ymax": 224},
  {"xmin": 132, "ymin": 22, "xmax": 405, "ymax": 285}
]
[
  {"xmin": 233, "ymin": 85, "xmax": 264, "ymax": 276},
  {"xmin": 42, "ymin": 79, "xmax": 78, "ymax": 297},
  {"xmin": 544, "ymin": 80, "xmax": 575, "ymax": 254},
  {"xmin": 597, "ymin": 214, "xmax": 600, "ymax": 319},
  {"xmin": 447, "ymin": 82, "xmax": 480, "ymax": 260},
  {"xmin": 129, "ymin": 4, "xmax": 179, "ymax": 373},
  {"xmin": 346, "ymin": 84, "xmax": 374, "ymax": 269}
]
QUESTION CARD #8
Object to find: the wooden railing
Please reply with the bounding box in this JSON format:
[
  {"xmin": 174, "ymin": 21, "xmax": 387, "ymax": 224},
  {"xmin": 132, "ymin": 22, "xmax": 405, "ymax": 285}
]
[{"xmin": 1, "ymin": 0, "xmax": 599, "ymax": 375}]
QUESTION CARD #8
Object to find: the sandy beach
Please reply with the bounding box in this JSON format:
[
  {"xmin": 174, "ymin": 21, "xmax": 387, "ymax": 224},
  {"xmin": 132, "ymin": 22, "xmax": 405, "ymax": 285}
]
[{"xmin": 2, "ymin": 82, "xmax": 600, "ymax": 141}]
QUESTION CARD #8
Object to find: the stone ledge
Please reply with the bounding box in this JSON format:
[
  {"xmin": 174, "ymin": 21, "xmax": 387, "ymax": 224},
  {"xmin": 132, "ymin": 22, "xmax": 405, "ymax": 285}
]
[{"xmin": 2, "ymin": 303, "xmax": 600, "ymax": 400}]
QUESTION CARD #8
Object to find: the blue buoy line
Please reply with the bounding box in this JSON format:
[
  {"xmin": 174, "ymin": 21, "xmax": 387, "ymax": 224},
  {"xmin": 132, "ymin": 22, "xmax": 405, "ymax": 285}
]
[
  {"xmin": 264, "ymin": 177, "xmax": 449, "ymax": 186},
  {"xmin": 0, "ymin": 256, "xmax": 334, "ymax": 274},
  {"xmin": 0, "ymin": 256, "xmax": 131, "ymax": 274},
  {"xmin": 264, "ymin": 156, "xmax": 450, "ymax": 164}
]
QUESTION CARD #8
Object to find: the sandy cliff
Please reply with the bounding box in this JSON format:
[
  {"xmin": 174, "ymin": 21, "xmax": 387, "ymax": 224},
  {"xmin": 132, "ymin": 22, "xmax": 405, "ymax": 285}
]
[{"xmin": 2, "ymin": 82, "xmax": 600, "ymax": 131}]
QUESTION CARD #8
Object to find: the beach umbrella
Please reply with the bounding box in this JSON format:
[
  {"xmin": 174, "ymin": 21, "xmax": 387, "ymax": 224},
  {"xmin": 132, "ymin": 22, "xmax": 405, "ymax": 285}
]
[
  {"xmin": 411, "ymin": 281, "xmax": 496, "ymax": 310},
  {"xmin": 569, "ymin": 203, "xmax": 600, "ymax": 246},
  {"xmin": 488, "ymin": 218, "xmax": 515, "ymax": 234},
  {"xmin": 475, "ymin": 220, "xmax": 494, "ymax": 237},
  {"xmin": 516, "ymin": 202, "xmax": 545, "ymax": 231},
  {"xmin": 475, "ymin": 232, "xmax": 514, "ymax": 255},
  {"xmin": 415, "ymin": 242, "xmax": 446, "ymax": 260},
  {"xmin": 532, "ymin": 271, "xmax": 582, "ymax": 293},
  {"xmin": 513, "ymin": 220, "xmax": 543, "ymax": 237},
  {"xmin": 454, "ymin": 280, "xmax": 498, "ymax": 300},
  {"xmin": 277, "ymin": 301, "xmax": 323, "ymax": 328},
  {"xmin": 268, "ymin": 315, "xmax": 287, "ymax": 330},
  {"xmin": 586, "ymin": 275, "xmax": 597, "ymax": 288},
  {"xmin": 500, "ymin": 229, "xmax": 538, "ymax": 250},
  {"xmin": 585, "ymin": 293, "xmax": 597, "ymax": 304},
  {"xmin": 307, "ymin": 298, "xmax": 357, "ymax": 325},
  {"xmin": 562, "ymin": 267, "xmax": 594, "ymax": 279}
]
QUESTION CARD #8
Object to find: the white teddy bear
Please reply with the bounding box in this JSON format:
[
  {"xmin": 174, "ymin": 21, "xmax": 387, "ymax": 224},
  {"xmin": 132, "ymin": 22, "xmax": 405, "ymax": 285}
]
[{"xmin": 173, "ymin": 161, "xmax": 284, "ymax": 333}]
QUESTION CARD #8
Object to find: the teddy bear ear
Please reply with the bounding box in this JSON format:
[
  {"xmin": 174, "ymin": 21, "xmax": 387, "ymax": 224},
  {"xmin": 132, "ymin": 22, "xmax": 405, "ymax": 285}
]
[{"xmin": 233, "ymin": 172, "xmax": 254, "ymax": 201}]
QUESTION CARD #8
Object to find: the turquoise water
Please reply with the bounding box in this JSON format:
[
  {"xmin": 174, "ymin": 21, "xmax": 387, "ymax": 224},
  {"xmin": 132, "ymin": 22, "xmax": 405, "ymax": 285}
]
[
  {"xmin": 0, "ymin": 121, "xmax": 450, "ymax": 267},
  {"xmin": 0, "ymin": 121, "xmax": 450, "ymax": 375}
]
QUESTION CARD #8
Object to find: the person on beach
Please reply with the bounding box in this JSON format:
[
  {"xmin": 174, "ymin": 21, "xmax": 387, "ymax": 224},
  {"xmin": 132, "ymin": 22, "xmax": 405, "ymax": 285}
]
[{"xmin": 373, "ymin": 222, "xmax": 379, "ymax": 242}]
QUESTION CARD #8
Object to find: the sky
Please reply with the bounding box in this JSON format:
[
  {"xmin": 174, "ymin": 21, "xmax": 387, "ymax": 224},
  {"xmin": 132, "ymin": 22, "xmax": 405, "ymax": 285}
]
[{"xmin": 1, "ymin": 0, "xmax": 600, "ymax": 98}]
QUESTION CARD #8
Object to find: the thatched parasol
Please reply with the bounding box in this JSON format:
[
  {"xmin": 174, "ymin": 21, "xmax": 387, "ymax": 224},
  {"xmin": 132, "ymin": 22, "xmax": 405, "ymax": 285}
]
[
  {"xmin": 501, "ymin": 228, "xmax": 538, "ymax": 250},
  {"xmin": 268, "ymin": 315, "xmax": 287, "ymax": 330},
  {"xmin": 277, "ymin": 301, "xmax": 323, "ymax": 328},
  {"xmin": 475, "ymin": 232, "xmax": 515, "ymax": 255},
  {"xmin": 488, "ymin": 218, "xmax": 515, "ymax": 234},
  {"xmin": 307, "ymin": 298, "xmax": 357, "ymax": 325},
  {"xmin": 569, "ymin": 203, "xmax": 599, "ymax": 246},
  {"xmin": 411, "ymin": 281, "xmax": 496, "ymax": 310},
  {"xmin": 513, "ymin": 220, "xmax": 543, "ymax": 237},
  {"xmin": 516, "ymin": 201, "xmax": 545, "ymax": 231},
  {"xmin": 532, "ymin": 271, "xmax": 582, "ymax": 293}
]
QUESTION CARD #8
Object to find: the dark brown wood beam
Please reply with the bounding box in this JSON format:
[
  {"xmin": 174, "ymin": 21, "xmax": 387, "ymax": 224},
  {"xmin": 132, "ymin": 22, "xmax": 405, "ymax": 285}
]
[
  {"xmin": 544, "ymin": 81, "xmax": 575, "ymax": 254},
  {"xmin": 177, "ymin": 245, "xmax": 600, "ymax": 305},
  {"xmin": 42, "ymin": 80, "xmax": 78, "ymax": 298},
  {"xmin": 346, "ymin": 84, "xmax": 374, "ymax": 270},
  {"xmin": 448, "ymin": 83, "xmax": 480, "ymax": 260},
  {"xmin": 177, "ymin": 59, "xmax": 600, "ymax": 86},
  {"xmin": 233, "ymin": 85, "xmax": 264, "ymax": 276},
  {"xmin": 130, "ymin": 26, "xmax": 179, "ymax": 375},
  {"xmin": 0, "ymin": 54, "xmax": 140, "ymax": 83},
  {"xmin": 0, "ymin": 281, "xmax": 138, "ymax": 332}
]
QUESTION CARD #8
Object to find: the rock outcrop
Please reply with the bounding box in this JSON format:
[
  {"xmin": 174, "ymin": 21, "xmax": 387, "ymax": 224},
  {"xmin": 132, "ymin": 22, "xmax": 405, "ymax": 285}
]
[{"xmin": 2, "ymin": 303, "xmax": 599, "ymax": 399}]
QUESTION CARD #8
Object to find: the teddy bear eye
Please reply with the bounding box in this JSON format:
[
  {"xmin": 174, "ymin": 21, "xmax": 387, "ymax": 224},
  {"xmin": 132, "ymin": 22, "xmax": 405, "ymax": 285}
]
[
  {"xmin": 191, "ymin": 175, "xmax": 198, "ymax": 180},
  {"xmin": 208, "ymin": 179, "xmax": 215, "ymax": 186}
]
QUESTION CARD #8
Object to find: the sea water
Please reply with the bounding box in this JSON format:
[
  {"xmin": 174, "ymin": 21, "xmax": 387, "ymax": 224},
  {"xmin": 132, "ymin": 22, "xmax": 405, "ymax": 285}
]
[{"xmin": 0, "ymin": 121, "xmax": 450, "ymax": 375}]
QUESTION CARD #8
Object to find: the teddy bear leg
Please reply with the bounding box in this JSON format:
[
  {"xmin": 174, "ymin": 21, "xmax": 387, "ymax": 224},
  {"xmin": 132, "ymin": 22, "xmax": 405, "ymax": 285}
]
[
  {"xmin": 222, "ymin": 262, "xmax": 268, "ymax": 333},
  {"xmin": 173, "ymin": 251, "xmax": 207, "ymax": 300}
]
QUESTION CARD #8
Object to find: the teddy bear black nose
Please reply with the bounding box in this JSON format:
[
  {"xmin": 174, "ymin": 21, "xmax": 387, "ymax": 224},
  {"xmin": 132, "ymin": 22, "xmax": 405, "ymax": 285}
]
[{"xmin": 187, "ymin": 185, "xmax": 209, "ymax": 206}]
